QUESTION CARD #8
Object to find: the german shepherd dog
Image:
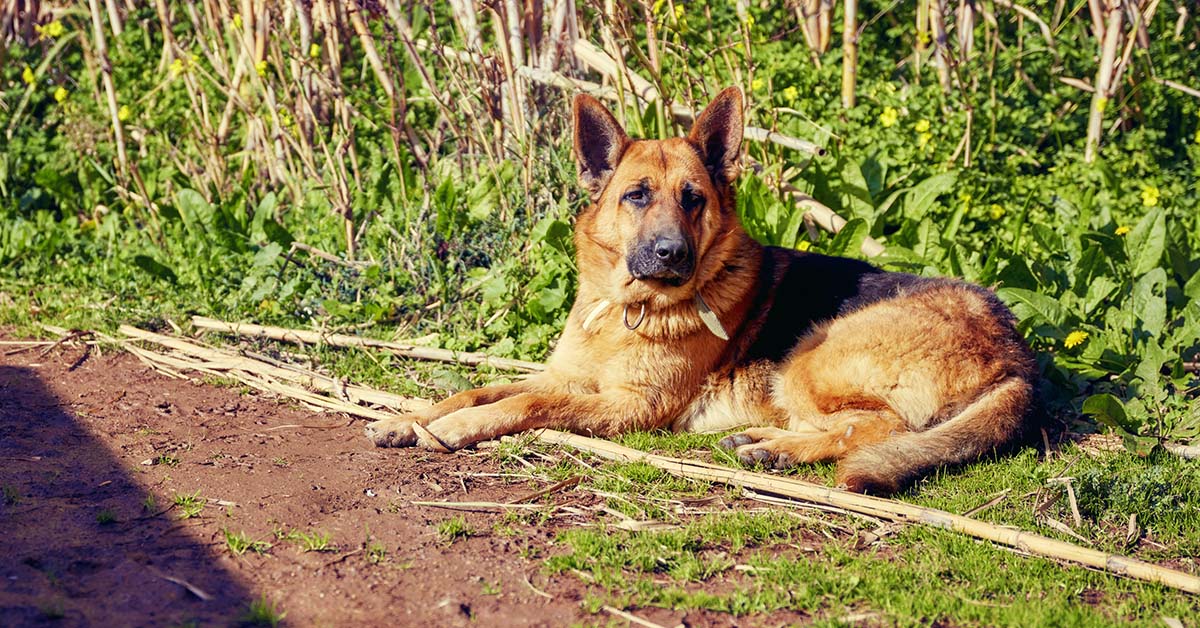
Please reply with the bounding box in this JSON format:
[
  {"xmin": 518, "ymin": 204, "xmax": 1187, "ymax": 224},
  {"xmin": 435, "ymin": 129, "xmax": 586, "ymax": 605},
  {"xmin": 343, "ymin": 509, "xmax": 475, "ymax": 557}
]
[{"xmin": 366, "ymin": 87, "xmax": 1037, "ymax": 494}]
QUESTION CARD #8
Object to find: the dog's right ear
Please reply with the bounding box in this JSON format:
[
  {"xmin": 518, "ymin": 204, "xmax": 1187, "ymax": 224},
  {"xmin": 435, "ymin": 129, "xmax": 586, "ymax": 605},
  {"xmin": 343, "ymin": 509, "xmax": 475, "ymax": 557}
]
[{"xmin": 573, "ymin": 94, "xmax": 629, "ymax": 199}]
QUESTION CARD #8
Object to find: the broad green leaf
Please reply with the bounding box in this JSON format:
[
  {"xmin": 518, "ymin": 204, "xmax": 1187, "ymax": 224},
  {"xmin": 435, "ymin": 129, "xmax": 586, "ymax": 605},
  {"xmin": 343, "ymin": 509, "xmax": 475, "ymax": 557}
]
[
  {"xmin": 828, "ymin": 218, "xmax": 869, "ymax": 258},
  {"xmin": 903, "ymin": 172, "xmax": 957, "ymax": 220},
  {"xmin": 995, "ymin": 287, "xmax": 1067, "ymax": 328},
  {"xmin": 132, "ymin": 255, "xmax": 178, "ymax": 283},
  {"xmin": 1125, "ymin": 207, "xmax": 1165, "ymax": 277},
  {"xmin": 1082, "ymin": 393, "xmax": 1139, "ymax": 435},
  {"xmin": 1131, "ymin": 267, "xmax": 1167, "ymax": 337},
  {"xmin": 175, "ymin": 189, "xmax": 214, "ymax": 239}
]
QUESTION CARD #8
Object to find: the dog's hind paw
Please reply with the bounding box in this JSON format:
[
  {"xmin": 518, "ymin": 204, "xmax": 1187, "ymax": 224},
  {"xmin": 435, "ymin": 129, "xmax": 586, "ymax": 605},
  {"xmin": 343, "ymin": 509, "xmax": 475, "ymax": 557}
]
[
  {"xmin": 732, "ymin": 442, "xmax": 796, "ymax": 470},
  {"xmin": 364, "ymin": 417, "xmax": 417, "ymax": 447}
]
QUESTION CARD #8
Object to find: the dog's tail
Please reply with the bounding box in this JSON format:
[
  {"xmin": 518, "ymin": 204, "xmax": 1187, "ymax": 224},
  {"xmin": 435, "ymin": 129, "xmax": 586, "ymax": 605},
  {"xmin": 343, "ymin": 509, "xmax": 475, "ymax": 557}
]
[{"xmin": 837, "ymin": 375, "xmax": 1035, "ymax": 495}]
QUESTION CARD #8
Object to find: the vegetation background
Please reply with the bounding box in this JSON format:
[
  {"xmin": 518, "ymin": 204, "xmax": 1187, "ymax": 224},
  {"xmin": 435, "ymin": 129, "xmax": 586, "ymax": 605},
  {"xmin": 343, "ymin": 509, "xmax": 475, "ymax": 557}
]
[{"xmin": 2, "ymin": 0, "xmax": 1199, "ymax": 623}]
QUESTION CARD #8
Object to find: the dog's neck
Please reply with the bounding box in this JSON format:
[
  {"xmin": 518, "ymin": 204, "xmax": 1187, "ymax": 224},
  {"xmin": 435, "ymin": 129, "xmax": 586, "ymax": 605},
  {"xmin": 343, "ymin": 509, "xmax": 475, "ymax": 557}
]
[{"xmin": 574, "ymin": 232, "xmax": 763, "ymax": 341}]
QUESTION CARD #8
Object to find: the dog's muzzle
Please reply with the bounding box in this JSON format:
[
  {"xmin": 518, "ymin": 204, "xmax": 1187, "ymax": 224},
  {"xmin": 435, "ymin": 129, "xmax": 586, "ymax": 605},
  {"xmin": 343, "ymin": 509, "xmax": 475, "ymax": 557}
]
[{"xmin": 627, "ymin": 235, "xmax": 694, "ymax": 285}]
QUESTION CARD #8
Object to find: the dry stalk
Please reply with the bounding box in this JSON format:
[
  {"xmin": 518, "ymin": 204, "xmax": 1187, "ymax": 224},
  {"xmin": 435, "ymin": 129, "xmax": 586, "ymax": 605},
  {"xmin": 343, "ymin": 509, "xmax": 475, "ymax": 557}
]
[
  {"xmin": 190, "ymin": 316, "xmax": 545, "ymax": 372},
  {"xmin": 86, "ymin": 0, "xmax": 129, "ymax": 178},
  {"xmin": 841, "ymin": 0, "xmax": 859, "ymax": 108},
  {"xmin": 1085, "ymin": 0, "xmax": 1124, "ymax": 163}
]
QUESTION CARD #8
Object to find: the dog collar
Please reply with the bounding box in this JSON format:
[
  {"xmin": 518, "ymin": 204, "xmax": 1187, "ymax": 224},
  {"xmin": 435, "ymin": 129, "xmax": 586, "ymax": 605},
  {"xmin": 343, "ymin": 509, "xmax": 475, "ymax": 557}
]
[{"xmin": 580, "ymin": 294, "xmax": 729, "ymax": 341}]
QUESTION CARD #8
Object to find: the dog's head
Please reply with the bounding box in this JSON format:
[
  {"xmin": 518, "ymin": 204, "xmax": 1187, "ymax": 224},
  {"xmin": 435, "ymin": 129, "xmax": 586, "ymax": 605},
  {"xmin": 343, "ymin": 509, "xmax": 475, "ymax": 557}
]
[{"xmin": 572, "ymin": 87, "xmax": 746, "ymax": 307}]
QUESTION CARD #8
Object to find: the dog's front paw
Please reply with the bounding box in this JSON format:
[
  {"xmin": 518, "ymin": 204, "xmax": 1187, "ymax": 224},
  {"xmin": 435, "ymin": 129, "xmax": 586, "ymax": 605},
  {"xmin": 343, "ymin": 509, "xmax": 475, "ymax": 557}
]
[
  {"xmin": 418, "ymin": 407, "xmax": 498, "ymax": 452},
  {"xmin": 365, "ymin": 416, "xmax": 418, "ymax": 447},
  {"xmin": 732, "ymin": 442, "xmax": 796, "ymax": 470}
]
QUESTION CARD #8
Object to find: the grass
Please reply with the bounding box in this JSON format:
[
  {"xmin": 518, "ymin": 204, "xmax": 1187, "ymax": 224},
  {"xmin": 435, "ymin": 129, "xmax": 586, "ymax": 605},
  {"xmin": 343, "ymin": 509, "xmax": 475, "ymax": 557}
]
[
  {"xmin": 530, "ymin": 435, "xmax": 1200, "ymax": 625},
  {"xmin": 3, "ymin": 484, "xmax": 20, "ymax": 506},
  {"xmin": 172, "ymin": 490, "xmax": 204, "ymax": 519},
  {"xmin": 285, "ymin": 529, "xmax": 335, "ymax": 553},
  {"xmin": 223, "ymin": 529, "xmax": 272, "ymax": 556},
  {"xmin": 239, "ymin": 596, "xmax": 284, "ymax": 628},
  {"xmin": 95, "ymin": 508, "xmax": 117, "ymax": 525},
  {"xmin": 436, "ymin": 516, "xmax": 475, "ymax": 545}
]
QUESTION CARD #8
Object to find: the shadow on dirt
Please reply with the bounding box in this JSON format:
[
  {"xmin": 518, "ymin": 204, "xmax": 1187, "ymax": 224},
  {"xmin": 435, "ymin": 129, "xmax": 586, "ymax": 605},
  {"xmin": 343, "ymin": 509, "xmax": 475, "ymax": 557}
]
[{"xmin": 0, "ymin": 366, "xmax": 254, "ymax": 626}]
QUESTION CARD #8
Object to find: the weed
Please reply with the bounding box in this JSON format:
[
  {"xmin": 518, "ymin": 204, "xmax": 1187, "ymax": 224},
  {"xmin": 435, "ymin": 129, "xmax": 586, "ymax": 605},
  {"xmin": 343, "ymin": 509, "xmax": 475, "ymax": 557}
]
[
  {"xmin": 292, "ymin": 530, "xmax": 335, "ymax": 552},
  {"xmin": 481, "ymin": 580, "xmax": 501, "ymax": 596},
  {"xmin": 366, "ymin": 541, "xmax": 388, "ymax": 564},
  {"xmin": 224, "ymin": 529, "xmax": 272, "ymax": 556},
  {"xmin": 95, "ymin": 508, "xmax": 117, "ymax": 525},
  {"xmin": 173, "ymin": 491, "xmax": 204, "ymax": 519},
  {"xmin": 436, "ymin": 516, "xmax": 474, "ymax": 544},
  {"xmin": 239, "ymin": 595, "xmax": 285, "ymax": 627},
  {"xmin": 2, "ymin": 484, "xmax": 20, "ymax": 505},
  {"xmin": 142, "ymin": 494, "xmax": 158, "ymax": 512},
  {"xmin": 271, "ymin": 457, "xmax": 290, "ymax": 468},
  {"xmin": 156, "ymin": 454, "xmax": 180, "ymax": 467}
]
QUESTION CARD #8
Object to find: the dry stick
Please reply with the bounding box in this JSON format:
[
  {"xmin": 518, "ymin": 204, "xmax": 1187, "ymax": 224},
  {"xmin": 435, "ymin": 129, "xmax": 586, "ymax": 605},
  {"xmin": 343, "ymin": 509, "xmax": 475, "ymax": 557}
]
[
  {"xmin": 86, "ymin": 0, "xmax": 129, "ymax": 178},
  {"xmin": 993, "ymin": 0, "xmax": 1061, "ymax": 62},
  {"xmin": 117, "ymin": 324, "xmax": 428, "ymax": 413},
  {"xmin": 1155, "ymin": 78, "xmax": 1200, "ymax": 100},
  {"xmin": 601, "ymin": 605, "xmax": 674, "ymax": 628},
  {"xmin": 841, "ymin": 0, "xmax": 859, "ymax": 108},
  {"xmin": 1085, "ymin": 0, "xmax": 1123, "ymax": 163},
  {"xmin": 190, "ymin": 316, "xmax": 545, "ymax": 373},
  {"xmin": 929, "ymin": 0, "xmax": 954, "ymax": 93},
  {"xmin": 535, "ymin": 429, "xmax": 1200, "ymax": 595}
]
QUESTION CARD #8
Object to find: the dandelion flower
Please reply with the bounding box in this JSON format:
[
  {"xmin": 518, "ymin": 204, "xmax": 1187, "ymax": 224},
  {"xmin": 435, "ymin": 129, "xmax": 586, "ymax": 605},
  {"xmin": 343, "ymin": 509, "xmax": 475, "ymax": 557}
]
[
  {"xmin": 989, "ymin": 204, "xmax": 1005, "ymax": 220},
  {"xmin": 915, "ymin": 119, "xmax": 931, "ymax": 133},
  {"xmin": 309, "ymin": 43, "xmax": 321, "ymax": 59},
  {"xmin": 781, "ymin": 86, "xmax": 799, "ymax": 103},
  {"xmin": 1140, "ymin": 185, "xmax": 1160, "ymax": 207},
  {"xmin": 54, "ymin": 86, "xmax": 68, "ymax": 103},
  {"xmin": 233, "ymin": 13, "xmax": 243, "ymax": 29},
  {"xmin": 751, "ymin": 77, "xmax": 764, "ymax": 91},
  {"xmin": 22, "ymin": 66, "xmax": 34, "ymax": 85},
  {"xmin": 1064, "ymin": 330, "xmax": 1089, "ymax": 349},
  {"xmin": 117, "ymin": 105, "xmax": 131, "ymax": 122},
  {"xmin": 35, "ymin": 20, "xmax": 64, "ymax": 39},
  {"xmin": 255, "ymin": 60, "xmax": 268, "ymax": 77},
  {"xmin": 797, "ymin": 240, "xmax": 812, "ymax": 252},
  {"xmin": 880, "ymin": 107, "xmax": 898, "ymax": 128},
  {"xmin": 170, "ymin": 58, "xmax": 186, "ymax": 77},
  {"xmin": 1115, "ymin": 225, "xmax": 1131, "ymax": 236}
]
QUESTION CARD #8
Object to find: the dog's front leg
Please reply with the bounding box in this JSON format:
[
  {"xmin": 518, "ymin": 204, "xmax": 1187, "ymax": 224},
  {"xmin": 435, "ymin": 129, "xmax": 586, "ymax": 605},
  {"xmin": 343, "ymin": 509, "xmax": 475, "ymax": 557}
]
[
  {"xmin": 365, "ymin": 378, "xmax": 545, "ymax": 447},
  {"xmin": 416, "ymin": 391, "xmax": 657, "ymax": 451}
]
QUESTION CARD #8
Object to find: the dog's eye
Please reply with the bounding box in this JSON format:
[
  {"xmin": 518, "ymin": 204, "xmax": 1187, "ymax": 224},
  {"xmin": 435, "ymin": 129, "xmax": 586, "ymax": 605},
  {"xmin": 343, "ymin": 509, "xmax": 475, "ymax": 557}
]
[
  {"xmin": 681, "ymin": 190, "xmax": 705, "ymax": 212},
  {"xmin": 623, "ymin": 189, "xmax": 648, "ymax": 205}
]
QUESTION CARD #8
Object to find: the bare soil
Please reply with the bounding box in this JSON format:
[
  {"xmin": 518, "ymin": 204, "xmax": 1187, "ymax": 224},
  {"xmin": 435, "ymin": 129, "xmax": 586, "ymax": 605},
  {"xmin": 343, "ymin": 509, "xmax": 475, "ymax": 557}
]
[{"xmin": 0, "ymin": 336, "xmax": 806, "ymax": 627}]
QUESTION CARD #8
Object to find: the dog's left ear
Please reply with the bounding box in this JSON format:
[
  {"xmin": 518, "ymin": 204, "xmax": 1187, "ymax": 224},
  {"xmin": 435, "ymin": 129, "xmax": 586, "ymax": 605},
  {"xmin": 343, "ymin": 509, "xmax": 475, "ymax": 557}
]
[{"xmin": 688, "ymin": 87, "xmax": 744, "ymax": 184}]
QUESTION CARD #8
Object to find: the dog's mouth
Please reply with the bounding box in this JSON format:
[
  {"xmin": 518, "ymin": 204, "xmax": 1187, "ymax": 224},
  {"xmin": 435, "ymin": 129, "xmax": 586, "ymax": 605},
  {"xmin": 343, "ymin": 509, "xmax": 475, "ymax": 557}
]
[{"xmin": 629, "ymin": 270, "xmax": 692, "ymax": 287}]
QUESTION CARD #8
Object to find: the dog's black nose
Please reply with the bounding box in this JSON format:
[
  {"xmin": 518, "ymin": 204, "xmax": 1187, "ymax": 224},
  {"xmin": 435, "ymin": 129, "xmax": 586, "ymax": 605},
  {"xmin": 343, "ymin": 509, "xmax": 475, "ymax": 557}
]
[{"xmin": 654, "ymin": 237, "xmax": 688, "ymax": 265}]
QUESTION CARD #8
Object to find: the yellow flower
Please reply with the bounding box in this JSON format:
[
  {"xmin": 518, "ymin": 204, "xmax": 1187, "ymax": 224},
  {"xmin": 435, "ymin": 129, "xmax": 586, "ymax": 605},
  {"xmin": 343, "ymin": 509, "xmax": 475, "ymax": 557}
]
[
  {"xmin": 309, "ymin": 43, "xmax": 321, "ymax": 59},
  {"xmin": 915, "ymin": 119, "xmax": 931, "ymax": 133},
  {"xmin": 170, "ymin": 58, "xmax": 186, "ymax": 77},
  {"xmin": 255, "ymin": 60, "xmax": 268, "ymax": 77},
  {"xmin": 989, "ymin": 204, "xmax": 1005, "ymax": 220},
  {"xmin": 1063, "ymin": 330, "xmax": 1089, "ymax": 349},
  {"xmin": 117, "ymin": 105, "xmax": 131, "ymax": 122},
  {"xmin": 35, "ymin": 19, "xmax": 65, "ymax": 39},
  {"xmin": 781, "ymin": 86, "xmax": 799, "ymax": 103},
  {"xmin": 918, "ymin": 131, "xmax": 933, "ymax": 148},
  {"xmin": 673, "ymin": 4, "xmax": 685, "ymax": 21},
  {"xmin": 1115, "ymin": 225, "xmax": 1131, "ymax": 236},
  {"xmin": 54, "ymin": 86, "xmax": 68, "ymax": 103},
  {"xmin": 797, "ymin": 240, "xmax": 812, "ymax": 252},
  {"xmin": 233, "ymin": 13, "xmax": 243, "ymax": 29},
  {"xmin": 880, "ymin": 106, "xmax": 898, "ymax": 128},
  {"xmin": 1140, "ymin": 185, "xmax": 1159, "ymax": 207},
  {"xmin": 751, "ymin": 77, "xmax": 764, "ymax": 91},
  {"xmin": 1195, "ymin": 128, "xmax": 1200, "ymax": 144},
  {"xmin": 22, "ymin": 66, "xmax": 34, "ymax": 85}
]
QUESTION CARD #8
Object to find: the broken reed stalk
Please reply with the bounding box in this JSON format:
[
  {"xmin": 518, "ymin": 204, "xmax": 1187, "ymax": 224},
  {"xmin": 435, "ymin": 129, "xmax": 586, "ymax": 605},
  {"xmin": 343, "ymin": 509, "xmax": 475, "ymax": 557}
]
[
  {"xmin": 1085, "ymin": 0, "xmax": 1124, "ymax": 163},
  {"xmin": 115, "ymin": 325, "xmax": 428, "ymax": 420},
  {"xmin": 841, "ymin": 0, "xmax": 858, "ymax": 108},
  {"xmin": 190, "ymin": 316, "xmax": 545, "ymax": 373},
  {"xmin": 86, "ymin": 0, "xmax": 129, "ymax": 178},
  {"xmin": 535, "ymin": 429, "xmax": 1200, "ymax": 595}
]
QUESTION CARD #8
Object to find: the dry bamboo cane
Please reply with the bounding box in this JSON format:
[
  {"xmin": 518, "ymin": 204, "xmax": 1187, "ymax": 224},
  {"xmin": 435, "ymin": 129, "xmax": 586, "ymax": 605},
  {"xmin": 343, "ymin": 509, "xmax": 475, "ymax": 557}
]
[
  {"xmin": 841, "ymin": 0, "xmax": 858, "ymax": 108},
  {"xmin": 86, "ymin": 0, "xmax": 130, "ymax": 179},
  {"xmin": 929, "ymin": 0, "xmax": 954, "ymax": 93},
  {"xmin": 1085, "ymin": 0, "xmax": 1123, "ymax": 163},
  {"xmin": 190, "ymin": 316, "xmax": 546, "ymax": 373},
  {"xmin": 535, "ymin": 429, "xmax": 1200, "ymax": 595}
]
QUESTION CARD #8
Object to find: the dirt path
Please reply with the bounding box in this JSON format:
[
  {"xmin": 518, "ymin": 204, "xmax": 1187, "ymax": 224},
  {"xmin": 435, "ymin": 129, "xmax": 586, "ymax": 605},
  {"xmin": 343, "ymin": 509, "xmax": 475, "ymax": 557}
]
[{"xmin": 1, "ymin": 338, "xmax": 770, "ymax": 626}]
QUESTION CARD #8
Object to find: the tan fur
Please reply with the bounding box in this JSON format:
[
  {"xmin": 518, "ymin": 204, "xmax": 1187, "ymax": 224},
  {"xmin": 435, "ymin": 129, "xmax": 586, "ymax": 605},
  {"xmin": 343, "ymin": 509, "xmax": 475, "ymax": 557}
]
[{"xmin": 365, "ymin": 88, "xmax": 1036, "ymax": 495}]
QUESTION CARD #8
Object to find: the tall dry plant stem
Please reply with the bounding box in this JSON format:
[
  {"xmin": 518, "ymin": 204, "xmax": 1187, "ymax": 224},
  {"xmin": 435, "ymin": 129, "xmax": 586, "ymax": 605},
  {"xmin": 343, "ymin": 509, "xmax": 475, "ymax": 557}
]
[
  {"xmin": 1085, "ymin": 0, "xmax": 1124, "ymax": 163},
  {"xmin": 841, "ymin": 0, "xmax": 858, "ymax": 108},
  {"xmin": 86, "ymin": 0, "xmax": 129, "ymax": 179}
]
